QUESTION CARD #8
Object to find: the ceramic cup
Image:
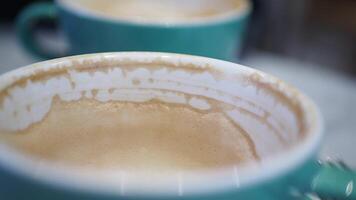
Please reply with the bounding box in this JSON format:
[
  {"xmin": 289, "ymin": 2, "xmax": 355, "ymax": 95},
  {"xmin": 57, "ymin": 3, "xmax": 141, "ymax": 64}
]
[
  {"xmin": 0, "ymin": 52, "xmax": 355, "ymax": 200},
  {"xmin": 16, "ymin": 0, "xmax": 251, "ymax": 60}
]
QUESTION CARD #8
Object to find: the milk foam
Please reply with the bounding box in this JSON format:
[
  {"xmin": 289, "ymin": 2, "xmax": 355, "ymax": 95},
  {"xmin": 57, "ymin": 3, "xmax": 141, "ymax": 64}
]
[
  {"xmin": 0, "ymin": 53, "xmax": 304, "ymax": 172},
  {"xmin": 1, "ymin": 99, "xmax": 257, "ymax": 170},
  {"xmin": 67, "ymin": 0, "xmax": 246, "ymax": 23}
]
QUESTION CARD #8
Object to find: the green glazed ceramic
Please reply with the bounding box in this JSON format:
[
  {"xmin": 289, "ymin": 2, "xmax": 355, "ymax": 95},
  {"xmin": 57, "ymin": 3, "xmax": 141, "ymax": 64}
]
[
  {"xmin": 0, "ymin": 52, "xmax": 355, "ymax": 200},
  {"xmin": 16, "ymin": 0, "xmax": 251, "ymax": 60}
]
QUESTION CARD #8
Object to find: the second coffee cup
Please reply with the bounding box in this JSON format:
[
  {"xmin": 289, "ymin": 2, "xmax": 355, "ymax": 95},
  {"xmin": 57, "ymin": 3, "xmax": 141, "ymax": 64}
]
[{"xmin": 17, "ymin": 0, "xmax": 251, "ymax": 60}]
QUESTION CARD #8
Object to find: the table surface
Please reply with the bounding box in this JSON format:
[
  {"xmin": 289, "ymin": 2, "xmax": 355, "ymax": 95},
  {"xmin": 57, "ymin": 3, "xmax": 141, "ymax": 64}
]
[{"xmin": 1, "ymin": 26, "xmax": 356, "ymax": 167}]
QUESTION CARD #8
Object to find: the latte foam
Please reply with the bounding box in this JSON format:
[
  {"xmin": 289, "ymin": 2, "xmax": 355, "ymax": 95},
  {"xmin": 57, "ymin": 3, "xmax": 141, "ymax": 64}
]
[
  {"xmin": 65, "ymin": 0, "xmax": 246, "ymax": 23},
  {"xmin": 1, "ymin": 98, "xmax": 257, "ymax": 171}
]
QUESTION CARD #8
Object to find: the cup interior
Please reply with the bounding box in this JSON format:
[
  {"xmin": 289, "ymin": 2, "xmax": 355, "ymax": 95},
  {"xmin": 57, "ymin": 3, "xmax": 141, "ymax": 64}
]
[
  {"xmin": 57, "ymin": 0, "xmax": 251, "ymax": 25},
  {"xmin": 0, "ymin": 52, "xmax": 321, "ymax": 196}
]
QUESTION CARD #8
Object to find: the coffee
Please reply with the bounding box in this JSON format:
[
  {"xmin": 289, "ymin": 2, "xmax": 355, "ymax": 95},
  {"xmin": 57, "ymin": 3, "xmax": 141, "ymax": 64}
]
[
  {"xmin": 0, "ymin": 53, "xmax": 303, "ymax": 173},
  {"xmin": 66, "ymin": 0, "xmax": 246, "ymax": 23},
  {"xmin": 1, "ymin": 98, "xmax": 256, "ymax": 171}
]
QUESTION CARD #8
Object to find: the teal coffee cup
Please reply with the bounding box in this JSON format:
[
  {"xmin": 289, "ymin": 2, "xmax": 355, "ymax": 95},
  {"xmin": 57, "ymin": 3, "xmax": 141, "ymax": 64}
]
[
  {"xmin": 0, "ymin": 52, "xmax": 355, "ymax": 200},
  {"xmin": 16, "ymin": 0, "xmax": 251, "ymax": 60}
]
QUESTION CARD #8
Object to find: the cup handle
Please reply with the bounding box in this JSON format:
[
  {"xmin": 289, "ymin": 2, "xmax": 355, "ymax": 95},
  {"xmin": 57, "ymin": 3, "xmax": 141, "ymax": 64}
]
[
  {"xmin": 311, "ymin": 161, "xmax": 356, "ymax": 199},
  {"xmin": 16, "ymin": 2, "xmax": 68, "ymax": 59},
  {"xmin": 295, "ymin": 161, "xmax": 355, "ymax": 199}
]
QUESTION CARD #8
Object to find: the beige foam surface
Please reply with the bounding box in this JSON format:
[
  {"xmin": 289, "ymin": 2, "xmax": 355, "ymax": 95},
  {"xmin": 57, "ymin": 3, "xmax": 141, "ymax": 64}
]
[{"xmin": 1, "ymin": 99, "xmax": 257, "ymax": 171}]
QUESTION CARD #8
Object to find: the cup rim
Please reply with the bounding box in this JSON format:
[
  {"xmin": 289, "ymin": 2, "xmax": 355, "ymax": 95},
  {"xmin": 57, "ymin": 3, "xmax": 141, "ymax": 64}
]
[
  {"xmin": 0, "ymin": 52, "xmax": 323, "ymax": 197},
  {"xmin": 56, "ymin": 0, "xmax": 251, "ymax": 27}
]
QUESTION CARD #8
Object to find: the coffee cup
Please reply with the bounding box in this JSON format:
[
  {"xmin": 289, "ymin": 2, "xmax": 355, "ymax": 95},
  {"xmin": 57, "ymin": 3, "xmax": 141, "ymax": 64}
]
[
  {"xmin": 16, "ymin": 0, "xmax": 251, "ymax": 60},
  {"xmin": 0, "ymin": 52, "xmax": 355, "ymax": 199}
]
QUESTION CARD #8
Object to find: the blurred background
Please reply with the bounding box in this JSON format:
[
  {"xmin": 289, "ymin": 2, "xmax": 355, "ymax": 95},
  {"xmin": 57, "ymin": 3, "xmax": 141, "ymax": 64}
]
[
  {"xmin": 0, "ymin": 0, "xmax": 355, "ymax": 166},
  {"xmin": 2, "ymin": 0, "xmax": 356, "ymax": 74}
]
